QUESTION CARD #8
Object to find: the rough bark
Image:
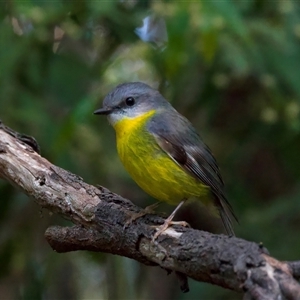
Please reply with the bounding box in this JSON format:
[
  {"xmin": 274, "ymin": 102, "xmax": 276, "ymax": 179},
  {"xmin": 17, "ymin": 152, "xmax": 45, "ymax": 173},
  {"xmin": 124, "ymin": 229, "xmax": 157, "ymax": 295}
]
[{"xmin": 0, "ymin": 121, "xmax": 299, "ymax": 299}]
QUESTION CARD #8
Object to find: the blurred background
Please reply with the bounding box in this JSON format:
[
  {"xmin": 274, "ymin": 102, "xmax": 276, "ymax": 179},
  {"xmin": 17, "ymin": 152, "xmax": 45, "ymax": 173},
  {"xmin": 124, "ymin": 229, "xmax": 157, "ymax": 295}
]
[{"xmin": 1, "ymin": 0, "xmax": 300, "ymax": 299}]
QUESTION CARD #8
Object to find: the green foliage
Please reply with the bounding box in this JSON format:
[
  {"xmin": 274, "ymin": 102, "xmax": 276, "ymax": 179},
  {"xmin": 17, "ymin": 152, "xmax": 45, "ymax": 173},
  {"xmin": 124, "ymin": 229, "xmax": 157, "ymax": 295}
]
[{"xmin": 1, "ymin": 1, "xmax": 300, "ymax": 299}]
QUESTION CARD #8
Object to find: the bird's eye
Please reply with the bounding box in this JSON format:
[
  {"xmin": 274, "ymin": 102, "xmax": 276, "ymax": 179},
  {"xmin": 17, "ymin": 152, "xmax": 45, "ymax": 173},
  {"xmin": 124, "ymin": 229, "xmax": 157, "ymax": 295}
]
[{"xmin": 125, "ymin": 97, "xmax": 135, "ymax": 106}]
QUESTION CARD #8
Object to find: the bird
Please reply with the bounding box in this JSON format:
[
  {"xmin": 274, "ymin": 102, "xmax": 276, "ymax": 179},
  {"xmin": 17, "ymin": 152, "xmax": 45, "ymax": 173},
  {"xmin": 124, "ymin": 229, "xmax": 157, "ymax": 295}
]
[{"xmin": 94, "ymin": 82, "xmax": 237, "ymax": 239}]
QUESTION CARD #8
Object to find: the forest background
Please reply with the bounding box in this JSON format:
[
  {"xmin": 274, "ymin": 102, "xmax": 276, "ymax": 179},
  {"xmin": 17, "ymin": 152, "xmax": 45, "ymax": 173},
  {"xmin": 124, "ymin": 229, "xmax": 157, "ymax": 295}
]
[{"xmin": 1, "ymin": 1, "xmax": 300, "ymax": 299}]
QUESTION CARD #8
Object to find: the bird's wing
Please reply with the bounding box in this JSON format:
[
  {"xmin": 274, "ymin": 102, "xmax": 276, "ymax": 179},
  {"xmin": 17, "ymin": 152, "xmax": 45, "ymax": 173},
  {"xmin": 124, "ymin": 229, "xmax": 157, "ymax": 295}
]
[{"xmin": 147, "ymin": 110, "xmax": 237, "ymax": 235}]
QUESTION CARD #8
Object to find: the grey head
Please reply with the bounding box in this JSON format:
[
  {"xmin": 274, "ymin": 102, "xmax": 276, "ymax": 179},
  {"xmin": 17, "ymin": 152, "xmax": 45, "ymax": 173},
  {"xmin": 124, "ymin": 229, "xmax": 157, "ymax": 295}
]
[{"xmin": 94, "ymin": 82, "xmax": 172, "ymax": 126}]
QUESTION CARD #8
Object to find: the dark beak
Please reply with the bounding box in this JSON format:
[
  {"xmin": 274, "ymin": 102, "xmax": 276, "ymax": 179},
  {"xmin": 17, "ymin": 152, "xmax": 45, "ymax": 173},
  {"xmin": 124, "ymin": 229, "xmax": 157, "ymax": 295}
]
[{"xmin": 94, "ymin": 107, "xmax": 113, "ymax": 115}]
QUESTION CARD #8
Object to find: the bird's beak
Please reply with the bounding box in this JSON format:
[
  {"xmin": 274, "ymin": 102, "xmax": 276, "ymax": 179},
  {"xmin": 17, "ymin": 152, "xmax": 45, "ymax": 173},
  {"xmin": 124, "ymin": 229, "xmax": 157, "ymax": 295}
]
[{"xmin": 94, "ymin": 107, "xmax": 113, "ymax": 115}]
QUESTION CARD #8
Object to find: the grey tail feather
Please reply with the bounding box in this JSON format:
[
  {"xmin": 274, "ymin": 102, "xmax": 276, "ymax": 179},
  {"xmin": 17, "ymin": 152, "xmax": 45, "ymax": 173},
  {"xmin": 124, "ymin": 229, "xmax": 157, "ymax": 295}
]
[
  {"xmin": 219, "ymin": 208, "xmax": 235, "ymax": 236},
  {"xmin": 214, "ymin": 195, "xmax": 237, "ymax": 236}
]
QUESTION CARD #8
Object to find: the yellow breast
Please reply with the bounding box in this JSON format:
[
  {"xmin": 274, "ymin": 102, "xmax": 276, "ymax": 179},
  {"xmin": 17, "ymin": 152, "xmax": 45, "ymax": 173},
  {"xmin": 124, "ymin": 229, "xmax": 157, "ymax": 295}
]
[
  {"xmin": 112, "ymin": 111, "xmax": 209, "ymax": 204},
  {"xmin": 113, "ymin": 110, "xmax": 156, "ymax": 140}
]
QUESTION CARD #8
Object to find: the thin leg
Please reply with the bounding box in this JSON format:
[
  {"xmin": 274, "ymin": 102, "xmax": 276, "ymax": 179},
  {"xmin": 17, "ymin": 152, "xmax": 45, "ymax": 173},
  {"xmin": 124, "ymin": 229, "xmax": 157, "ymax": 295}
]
[
  {"xmin": 152, "ymin": 199, "xmax": 189, "ymax": 241},
  {"xmin": 124, "ymin": 202, "xmax": 161, "ymax": 228}
]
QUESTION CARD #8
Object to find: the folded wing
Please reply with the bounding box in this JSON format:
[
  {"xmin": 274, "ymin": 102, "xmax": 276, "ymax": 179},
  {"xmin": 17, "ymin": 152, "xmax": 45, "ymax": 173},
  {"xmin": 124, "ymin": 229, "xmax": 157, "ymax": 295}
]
[{"xmin": 148, "ymin": 110, "xmax": 237, "ymax": 235}]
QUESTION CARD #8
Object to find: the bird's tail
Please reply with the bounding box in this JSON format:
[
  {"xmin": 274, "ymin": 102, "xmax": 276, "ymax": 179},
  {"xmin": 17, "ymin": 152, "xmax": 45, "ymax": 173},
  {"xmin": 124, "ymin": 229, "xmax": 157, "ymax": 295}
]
[{"xmin": 214, "ymin": 195, "xmax": 238, "ymax": 236}]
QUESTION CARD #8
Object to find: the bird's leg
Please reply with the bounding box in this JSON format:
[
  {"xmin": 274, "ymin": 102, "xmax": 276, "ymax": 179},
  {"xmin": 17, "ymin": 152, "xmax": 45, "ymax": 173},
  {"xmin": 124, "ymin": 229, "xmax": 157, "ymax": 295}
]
[
  {"xmin": 124, "ymin": 202, "xmax": 161, "ymax": 228},
  {"xmin": 152, "ymin": 199, "xmax": 189, "ymax": 241}
]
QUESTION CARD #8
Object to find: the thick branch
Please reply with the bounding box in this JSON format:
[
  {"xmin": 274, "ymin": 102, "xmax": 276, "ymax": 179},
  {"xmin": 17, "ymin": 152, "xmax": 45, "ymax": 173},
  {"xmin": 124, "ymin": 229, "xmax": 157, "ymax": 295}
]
[{"xmin": 0, "ymin": 122, "xmax": 299, "ymax": 299}]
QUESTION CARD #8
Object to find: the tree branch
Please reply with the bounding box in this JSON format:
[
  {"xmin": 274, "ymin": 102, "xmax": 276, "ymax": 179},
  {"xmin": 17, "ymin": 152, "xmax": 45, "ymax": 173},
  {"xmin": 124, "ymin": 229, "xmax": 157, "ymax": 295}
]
[{"xmin": 0, "ymin": 122, "xmax": 299, "ymax": 299}]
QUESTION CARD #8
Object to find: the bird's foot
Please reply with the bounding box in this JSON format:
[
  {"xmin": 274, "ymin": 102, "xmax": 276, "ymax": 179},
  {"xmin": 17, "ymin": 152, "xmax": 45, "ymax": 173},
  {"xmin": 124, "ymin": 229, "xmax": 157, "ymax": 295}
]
[
  {"xmin": 152, "ymin": 219, "xmax": 190, "ymax": 242},
  {"xmin": 124, "ymin": 202, "xmax": 160, "ymax": 229}
]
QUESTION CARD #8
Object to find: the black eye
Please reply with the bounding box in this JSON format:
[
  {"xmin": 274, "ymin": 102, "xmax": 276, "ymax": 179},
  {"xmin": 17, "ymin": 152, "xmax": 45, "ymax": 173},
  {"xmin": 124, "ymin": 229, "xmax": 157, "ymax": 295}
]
[{"xmin": 125, "ymin": 97, "xmax": 135, "ymax": 106}]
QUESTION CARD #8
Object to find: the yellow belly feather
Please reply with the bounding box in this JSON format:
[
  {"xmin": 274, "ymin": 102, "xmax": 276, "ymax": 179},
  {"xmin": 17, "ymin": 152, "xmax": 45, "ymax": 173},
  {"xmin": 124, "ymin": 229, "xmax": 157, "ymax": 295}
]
[{"xmin": 113, "ymin": 110, "xmax": 209, "ymax": 205}]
